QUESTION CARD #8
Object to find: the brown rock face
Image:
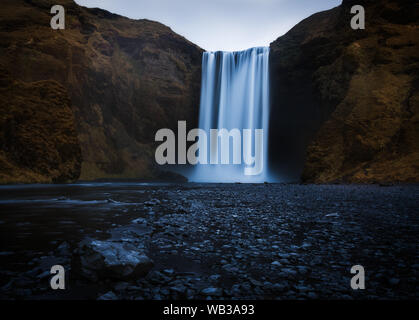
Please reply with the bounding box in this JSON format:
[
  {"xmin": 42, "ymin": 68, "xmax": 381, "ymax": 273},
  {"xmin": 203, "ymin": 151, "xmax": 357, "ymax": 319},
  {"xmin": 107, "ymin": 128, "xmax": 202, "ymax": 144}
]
[
  {"xmin": 0, "ymin": 68, "xmax": 81, "ymax": 183},
  {"xmin": 0, "ymin": 0, "xmax": 202, "ymax": 182},
  {"xmin": 2, "ymin": 0, "xmax": 417, "ymax": 184},
  {"xmin": 270, "ymin": 0, "xmax": 419, "ymax": 183}
]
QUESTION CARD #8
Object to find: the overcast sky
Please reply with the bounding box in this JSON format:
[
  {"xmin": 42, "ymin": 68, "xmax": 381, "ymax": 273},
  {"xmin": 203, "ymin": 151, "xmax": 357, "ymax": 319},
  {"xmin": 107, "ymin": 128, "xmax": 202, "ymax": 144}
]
[{"xmin": 75, "ymin": 0, "xmax": 341, "ymax": 52}]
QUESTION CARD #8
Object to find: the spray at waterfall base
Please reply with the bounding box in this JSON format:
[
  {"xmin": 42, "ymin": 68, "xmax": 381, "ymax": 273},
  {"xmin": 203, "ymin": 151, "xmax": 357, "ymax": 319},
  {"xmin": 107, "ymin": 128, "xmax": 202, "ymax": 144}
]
[{"xmin": 155, "ymin": 121, "xmax": 264, "ymax": 180}]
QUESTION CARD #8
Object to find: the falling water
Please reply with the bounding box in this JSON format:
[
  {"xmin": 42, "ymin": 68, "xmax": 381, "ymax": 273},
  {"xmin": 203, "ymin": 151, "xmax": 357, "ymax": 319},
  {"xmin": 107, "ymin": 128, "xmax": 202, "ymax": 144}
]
[{"xmin": 189, "ymin": 47, "xmax": 271, "ymax": 183}]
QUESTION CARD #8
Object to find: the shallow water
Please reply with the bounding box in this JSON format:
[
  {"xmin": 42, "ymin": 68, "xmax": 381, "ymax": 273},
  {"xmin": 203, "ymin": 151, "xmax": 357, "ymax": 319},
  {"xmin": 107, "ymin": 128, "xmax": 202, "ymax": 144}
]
[{"xmin": 0, "ymin": 182, "xmax": 418, "ymax": 299}]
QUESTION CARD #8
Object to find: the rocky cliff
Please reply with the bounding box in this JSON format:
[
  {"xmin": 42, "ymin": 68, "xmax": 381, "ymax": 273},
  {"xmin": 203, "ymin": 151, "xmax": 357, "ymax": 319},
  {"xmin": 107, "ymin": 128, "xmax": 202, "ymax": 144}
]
[
  {"xmin": 270, "ymin": 0, "xmax": 418, "ymax": 183},
  {"xmin": 0, "ymin": 0, "xmax": 202, "ymax": 183},
  {"xmin": 2, "ymin": 0, "xmax": 417, "ymax": 184},
  {"xmin": 0, "ymin": 68, "xmax": 81, "ymax": 183}
]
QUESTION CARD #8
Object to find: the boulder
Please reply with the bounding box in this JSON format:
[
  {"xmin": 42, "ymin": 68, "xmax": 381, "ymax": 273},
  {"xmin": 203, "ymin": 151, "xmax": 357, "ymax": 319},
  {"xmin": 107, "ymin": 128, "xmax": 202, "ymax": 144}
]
[{"xmin": 79, "ymin": 239, "xmax": 153, "ymax": 280}]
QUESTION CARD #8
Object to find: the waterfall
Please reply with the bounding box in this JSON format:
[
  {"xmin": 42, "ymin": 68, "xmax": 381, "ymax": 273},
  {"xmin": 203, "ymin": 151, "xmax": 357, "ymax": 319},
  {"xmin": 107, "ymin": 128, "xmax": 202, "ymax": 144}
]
[{"xmin": 190, "ymin": 47, "xmax": 271, "ymax": 183}]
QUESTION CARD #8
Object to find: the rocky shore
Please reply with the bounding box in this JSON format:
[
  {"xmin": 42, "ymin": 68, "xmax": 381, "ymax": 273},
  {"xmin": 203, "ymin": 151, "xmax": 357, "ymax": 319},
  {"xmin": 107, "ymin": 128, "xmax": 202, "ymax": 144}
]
[{"xmin": 0, "ymin": 182, "xmax": 417, "ymax": 299}]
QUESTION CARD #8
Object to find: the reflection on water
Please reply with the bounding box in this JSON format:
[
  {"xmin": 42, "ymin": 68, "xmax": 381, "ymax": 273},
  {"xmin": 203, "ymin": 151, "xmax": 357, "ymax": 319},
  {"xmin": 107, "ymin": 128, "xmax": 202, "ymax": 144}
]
[{"xmin": 0, "ymin": 182, "xmax": 173, "ymax": 280}]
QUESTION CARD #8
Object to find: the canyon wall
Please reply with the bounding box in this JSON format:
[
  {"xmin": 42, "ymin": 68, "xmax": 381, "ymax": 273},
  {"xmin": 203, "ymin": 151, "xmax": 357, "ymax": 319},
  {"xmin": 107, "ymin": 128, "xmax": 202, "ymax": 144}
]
[
  {"xmin": 269, "ymin": 0, "xmax": 418, "ymax": 183},
  {"xmin": 0, "ymin": 0, "xmax": 202, "ymax": 183},
  {"xmin": 0, "ymin": 69, "xmax": 81, "ymax": 183},
  {"xmin": 1, "ymin": 0, "xmax": 417, "ymax": 184}
]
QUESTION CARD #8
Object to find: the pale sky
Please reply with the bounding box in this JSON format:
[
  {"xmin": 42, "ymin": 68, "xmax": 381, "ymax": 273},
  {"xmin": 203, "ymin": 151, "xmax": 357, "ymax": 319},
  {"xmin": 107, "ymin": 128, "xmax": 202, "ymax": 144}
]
[{"xmin": 75, "ymin": 0, "xmax": 341, "ymax": 52}]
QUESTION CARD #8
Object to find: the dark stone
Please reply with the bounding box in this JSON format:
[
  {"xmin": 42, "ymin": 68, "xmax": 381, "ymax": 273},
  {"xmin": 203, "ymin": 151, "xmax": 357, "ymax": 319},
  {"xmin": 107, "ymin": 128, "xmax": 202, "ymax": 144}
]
[{"xmin": 78, "ymin": 239, "xmax": 153, "ymax": 280}]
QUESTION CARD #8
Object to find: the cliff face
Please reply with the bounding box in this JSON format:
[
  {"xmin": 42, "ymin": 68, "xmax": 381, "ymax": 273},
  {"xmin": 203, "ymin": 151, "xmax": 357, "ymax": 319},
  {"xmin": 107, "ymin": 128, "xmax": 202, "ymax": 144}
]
[
  {"xmin": 0, "ymin": 68, "xmax": 81, "ymax": 183},
  {"xmin": 0, "ymin": 0, "xmax": 202, "ymax": 182},
  {"xmin": 270, "ymin": 0, "xmax": 419, "ymax": 183},
  {"xmin": 2, "ymin": 0, "xmax": 417, "ymax": 184}
]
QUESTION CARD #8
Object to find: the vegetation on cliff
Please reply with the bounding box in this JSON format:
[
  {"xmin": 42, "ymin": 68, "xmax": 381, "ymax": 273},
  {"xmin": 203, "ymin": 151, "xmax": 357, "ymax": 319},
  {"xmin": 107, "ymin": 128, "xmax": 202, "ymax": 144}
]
[
  {"xmin": 0, "ymin": 0, "xmax": 202, "ymax": 183},
  {"xmin": 0, "ymin": 67, "xmax": 81, "ymax": 183},
  {"xmin": 1, "ymin": 0, "xmax": 417, "ymax": 184},
  {"xmin": 270, "ymin": 0, "xmax": 418, "ymax": 183}
]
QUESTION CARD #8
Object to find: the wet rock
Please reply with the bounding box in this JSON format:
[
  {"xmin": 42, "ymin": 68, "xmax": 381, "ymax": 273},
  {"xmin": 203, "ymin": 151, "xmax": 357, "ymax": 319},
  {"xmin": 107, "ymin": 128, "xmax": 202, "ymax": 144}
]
[
  {"xmin": 307, "ymin": 292, "xmax": 318, "ymax": 299},
  {"xmin": 147, "ymin": 271, "xmax": 173, "ymax": 284},
  {"xmin": 162, "ymin": 269, "xmax": 175, "ymax": 276},
  {"xmin": 209, "ymin": 274, "xmax": 221, "ymax": 282},
  {"xmin": 297, "ymin": 266, "xmax": 309, "ymax": 275},
  {"xmin": 201, "ymin": 287, "xmax": 222, "ymax": 296},
  {"xmin": 249, "ymin": 278, "xmax": 263, "ymax": 287},
  {"xmin": 98, "ymin": 291, "xmax": 118, "ymax": 300},
  {"xmin": 37, "ymin": 270, "xmax": 50, "ymax": 280},
  {"xmin": 301, "ymin": 242, "xmax": 312, "ymax": 249},
  {"xmin": 279, "ymin": 268, "xmax": 297, "ymax": 277},
  {"xmin": 170, "ymin": 285, "xmax": 186, "ymax": 294},
  {"xmin": 56, "ymin": 242, "xmax": 70, "ymax": 256},
  {"xmin": 78, "ymin": 239, "xmax": 153, "ymax": 280},
  {"xmin": 132, "ymin": 218, "xmax": 147, "ymax": 225},
  {"xmin": 389, "ymin": 278, "xmax": 400, "ymax": 285},
  {"xmin": 272, "ymin": 282, "xmax": 289, "ymax": 292},
  {"xmin": 325, "ymin": 213, "xmax": 340, "ymax": 218}
]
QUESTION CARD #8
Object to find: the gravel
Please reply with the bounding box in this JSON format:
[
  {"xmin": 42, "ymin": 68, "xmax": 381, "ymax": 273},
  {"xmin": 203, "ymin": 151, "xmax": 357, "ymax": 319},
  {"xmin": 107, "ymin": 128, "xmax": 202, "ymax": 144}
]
[{"xmin": 0, "ymin": 183, "xmax": 417, "ymax": 299}]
